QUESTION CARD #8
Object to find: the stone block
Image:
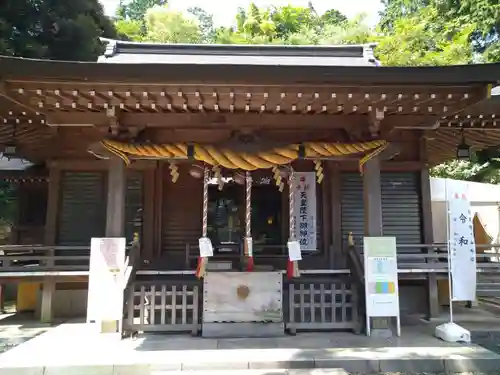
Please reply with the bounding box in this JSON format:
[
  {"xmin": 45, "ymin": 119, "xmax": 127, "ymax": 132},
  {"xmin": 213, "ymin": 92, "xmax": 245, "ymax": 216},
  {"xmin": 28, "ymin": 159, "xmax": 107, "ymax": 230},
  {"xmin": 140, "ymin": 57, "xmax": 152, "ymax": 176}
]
[
  {"xmin": 378, "ymin": 358, "xmax": 445, "ymax": 373},
  {"xmin": 44, "ymin": 365, "xmax": 114, "ymax": 375},
  {"xmin": 0, "ymin": 367, "xmax": 44, "ymax": 375},
  {"xmin": 444, "ymin": 357, "xmax": 500, "ymax": 373},
  {"xmin": 248, "ymin": 358, "xmax": 314, "ymax": 370},
  {"xmin": 112, "ymin": 364, "xmax": 150, "ymax": 375},
  {"xmin": 181, "ymin": 361, "xmax": 249, "ymax": 371},
  {"xmin": 288, "ymin": 370, "xmax": 350, "ymax": 375},
  {"xmin": 312, "ymin": 358, "xmax": 379, "ymax": 373}
]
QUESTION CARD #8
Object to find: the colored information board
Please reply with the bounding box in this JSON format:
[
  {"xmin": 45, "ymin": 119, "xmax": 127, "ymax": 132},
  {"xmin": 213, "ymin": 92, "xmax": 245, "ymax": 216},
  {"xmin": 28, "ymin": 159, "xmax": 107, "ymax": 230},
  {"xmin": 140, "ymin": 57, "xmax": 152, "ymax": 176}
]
[{"xmin": 363, "ymin": 236, "xmax": 401, "ymax": 336}]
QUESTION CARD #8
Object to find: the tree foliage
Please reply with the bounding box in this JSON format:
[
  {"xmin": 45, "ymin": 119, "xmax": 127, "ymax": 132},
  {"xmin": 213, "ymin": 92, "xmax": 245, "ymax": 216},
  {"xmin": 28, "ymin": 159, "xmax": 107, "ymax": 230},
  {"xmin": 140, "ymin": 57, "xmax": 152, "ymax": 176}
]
[
  {"xmin": 0, "ymin": 0, "xmax": 117, "ymax": 61},
  {"xmin": 143, "ymin": 5, "xmax": 202, "ymax": 44},
  {"xmin": 375, "ymin": 6, "xmax": 474, "ymax": 66},
  {"xmin": 117, "ymin": 0, "xmax": 167, "ymax": 21}
]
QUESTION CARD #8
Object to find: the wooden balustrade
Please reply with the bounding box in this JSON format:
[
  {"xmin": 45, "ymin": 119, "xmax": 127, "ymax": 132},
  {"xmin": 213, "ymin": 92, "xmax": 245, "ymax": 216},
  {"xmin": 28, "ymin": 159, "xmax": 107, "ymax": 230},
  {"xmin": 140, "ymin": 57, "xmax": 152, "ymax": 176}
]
[
  {"xmin": 123, "ymin": 277, "xmax": 202, "ymax": 335},
  {"xmin": 285, "ymin": 275, "xmax": 360, "ymax": 334},
  {"xmin": 352, "ymin": 243, "xmax": 500, "ymax": 274},
  {"xmin": 0, "ymin": 245, "xmax": 90, "ymax": 273}
]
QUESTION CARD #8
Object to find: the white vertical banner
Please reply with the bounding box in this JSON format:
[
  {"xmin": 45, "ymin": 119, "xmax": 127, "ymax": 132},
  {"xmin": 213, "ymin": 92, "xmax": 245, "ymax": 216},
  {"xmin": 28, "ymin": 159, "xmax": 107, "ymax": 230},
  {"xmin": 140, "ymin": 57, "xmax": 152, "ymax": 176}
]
[
  {"xmin": 292, "ymin": 172, "xmax": 317, "ymax": 251},
  {"xmin": 87, "ymin": 237, "xmax": 126, "ymax": 326},
  {"xmin": 448, "ymin": 188, "xmax": 477, "ymax": 301}
]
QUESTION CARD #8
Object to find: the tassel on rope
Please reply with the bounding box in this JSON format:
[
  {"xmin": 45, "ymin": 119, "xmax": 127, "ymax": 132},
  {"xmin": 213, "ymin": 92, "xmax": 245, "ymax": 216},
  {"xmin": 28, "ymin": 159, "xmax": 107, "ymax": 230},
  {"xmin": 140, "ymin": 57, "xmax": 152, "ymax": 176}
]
[
  {"xmin": 196, "ymin": 166, "xmax": 211, "ymax": 279},
  {"xmin": 272, "ymin": 166, "xmax": 285, "ymax": 192},
  {"xmin": 244, "ymin": 171, "xmax": 254, "ymax": 271},
  {"xmin": 347, "ymin": 232, "xmax": 355, "ymax": 247},
  {"xmin": 287, "ymin": 168, "xmax": 301, "ymax": 279},
  {"xmin": 359, "ymin": 143, "xmax": 389, "ymax": 174},
  {"xmin": 213, "ymin": 165, "xmax": 224, "ymax": 191},
  {"xmin": 169, "ymin": 162, "xmax": 179, "ymax": 183},
  {"xmin": 314, "ymin": 160, "xmax": 324, "ymax": 184}
]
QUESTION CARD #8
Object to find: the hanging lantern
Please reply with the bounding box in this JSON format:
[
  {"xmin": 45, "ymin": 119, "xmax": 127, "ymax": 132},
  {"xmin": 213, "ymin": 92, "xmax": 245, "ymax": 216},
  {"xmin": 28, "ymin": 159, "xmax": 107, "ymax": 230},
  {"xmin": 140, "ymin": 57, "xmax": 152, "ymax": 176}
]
[
  {"xmin": 2, "ymin": 143, "xmax": 18, "ymax": 160},
  {"xmin": 2, "ymin": 119, "xmax": 19, "ymax": 160},
  {"xmin": 233, "ymin": 172, "xmax": 245, "ymax": 185},
  {"xmin": 189, "ymin": 164, "xmax": 204, "ymax": 179},
  {"xmin": 456, "ymin": 129, "xmax": 471, "ymax": 161}
]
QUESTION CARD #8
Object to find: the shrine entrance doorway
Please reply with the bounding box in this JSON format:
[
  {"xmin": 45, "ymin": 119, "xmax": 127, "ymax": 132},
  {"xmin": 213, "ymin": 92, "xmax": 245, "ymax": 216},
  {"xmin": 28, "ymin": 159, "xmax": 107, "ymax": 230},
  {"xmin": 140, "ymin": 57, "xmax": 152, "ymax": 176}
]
[{"xmin": 206, "ymin": 177, "xmax": 284, "ymax": 271}]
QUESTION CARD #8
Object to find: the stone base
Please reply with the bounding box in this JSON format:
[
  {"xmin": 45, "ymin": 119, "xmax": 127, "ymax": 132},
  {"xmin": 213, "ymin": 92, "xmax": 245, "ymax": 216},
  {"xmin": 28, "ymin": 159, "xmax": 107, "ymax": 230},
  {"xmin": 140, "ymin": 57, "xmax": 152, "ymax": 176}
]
[{"xmin": 202, "ymin": 322, "xmax": 285, "ymax": 338}]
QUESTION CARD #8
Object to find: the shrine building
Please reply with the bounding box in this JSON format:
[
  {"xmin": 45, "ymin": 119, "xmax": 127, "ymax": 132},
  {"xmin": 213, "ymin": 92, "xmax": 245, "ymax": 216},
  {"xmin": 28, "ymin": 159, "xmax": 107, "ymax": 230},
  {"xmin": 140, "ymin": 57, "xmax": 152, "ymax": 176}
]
[{"xmin": 0, "ymin": 40, "xmax": 499, "ymax": 336}]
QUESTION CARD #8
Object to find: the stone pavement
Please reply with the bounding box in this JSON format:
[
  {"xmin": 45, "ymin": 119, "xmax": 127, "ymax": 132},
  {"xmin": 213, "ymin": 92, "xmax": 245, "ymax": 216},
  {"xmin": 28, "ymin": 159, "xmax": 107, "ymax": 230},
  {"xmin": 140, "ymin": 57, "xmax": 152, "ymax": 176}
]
[
  {"xmin": 0, "ymin": 313, "xmax": 49, "ymax": 355},
  {"xmin": 0, "ymin": 320, "xmax": 500, "ymax": 375}
]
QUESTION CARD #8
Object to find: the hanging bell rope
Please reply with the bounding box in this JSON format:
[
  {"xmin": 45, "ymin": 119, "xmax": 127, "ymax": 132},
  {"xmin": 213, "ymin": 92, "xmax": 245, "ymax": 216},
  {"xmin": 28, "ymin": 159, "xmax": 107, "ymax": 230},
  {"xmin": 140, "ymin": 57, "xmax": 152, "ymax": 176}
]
[
  {"xmin": 196, "ymin": 166, "xmax": 210, "ymax": 279},
  {"xmin": 286, "ymin": 168, "xmax": 300, "ymax": 278},
  {"xmin": 244, "ymin": 171, "xmax": 254, "ymax": 271}
]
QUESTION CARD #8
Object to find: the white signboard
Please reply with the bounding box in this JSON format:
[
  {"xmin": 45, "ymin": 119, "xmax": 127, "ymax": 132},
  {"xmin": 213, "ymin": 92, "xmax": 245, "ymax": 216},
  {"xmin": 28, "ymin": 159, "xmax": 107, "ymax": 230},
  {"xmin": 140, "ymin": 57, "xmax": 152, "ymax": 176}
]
[
  {"xmin": 363, "ymin": 236, "xmax": 400, "ymax": 336},
  {"xmin": 287, "ymin": 240, "xmax": 302, "ymax": 261},
  {"xmin": 448, "ymin": 190, "xmax": 477, "ymax": 301},
  {"xmin": 86, "ymin": 237, "xmax": 126, "ymax": 328},
  {"xmin": 292, "ymin": 171, "xmax": 317, "ymax": 251}
]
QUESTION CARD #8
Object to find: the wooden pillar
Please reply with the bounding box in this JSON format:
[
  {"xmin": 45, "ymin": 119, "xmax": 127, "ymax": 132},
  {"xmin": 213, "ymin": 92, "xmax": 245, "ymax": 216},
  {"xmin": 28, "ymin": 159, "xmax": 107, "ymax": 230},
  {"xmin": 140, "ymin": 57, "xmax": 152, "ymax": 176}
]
[
  {"xmin": 143, "ymin": 168, "xmax": 155, "ymax": 262},
  {"xmin": 40, "ymin": 166, "xmax": 61, "ymax": 324},
  {"xmin": 363, "ymin": 156, "xmax": 392, "ymax": 337},
  {"xmin": 329, "ymin": 163, "xmax": 342, "ymax": 268},
  {"xmin": 105, "ymin": 158, "xmax": 126, "ymax": 238},
  {"xmin": 363, "ymin": 157, "xmax": 383, "ymax": 237},
  {"xmin": 100, "ymin": 158, "xmax": 126, "ymax": 334},
  {"xmin": 421, "ymin": 168, "xmax": 440, "ymax": 318}
]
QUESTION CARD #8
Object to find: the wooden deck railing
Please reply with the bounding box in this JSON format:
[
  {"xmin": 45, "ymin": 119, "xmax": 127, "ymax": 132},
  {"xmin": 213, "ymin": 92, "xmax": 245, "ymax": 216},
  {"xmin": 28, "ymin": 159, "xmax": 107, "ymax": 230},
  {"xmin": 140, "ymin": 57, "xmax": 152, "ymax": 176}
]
[
  {"xmin": 0, "ymin": 245, "xmax": 90, "ymax": 273},
  {"xmin": 352, "ymin": 243, "xmax": 500, "ymax": 274}
]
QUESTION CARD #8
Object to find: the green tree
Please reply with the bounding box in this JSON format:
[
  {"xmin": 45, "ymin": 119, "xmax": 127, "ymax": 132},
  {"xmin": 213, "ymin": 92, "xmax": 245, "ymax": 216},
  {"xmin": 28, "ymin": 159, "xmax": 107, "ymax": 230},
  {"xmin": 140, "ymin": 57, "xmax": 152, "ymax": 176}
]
[
  {"xmin": 187, "ymin": 7, "xmax": 215, "ymax": 43},
  {"xmin": 143, "ymin": 5, "xmax": 202, "ymax": 43},
  {"xmin": 321, "ymin": 9, "xmax": 348, "ymax": 26},
  {"xmin": 115, "ymin": 19, "xmax": 144, "ymax": 41},
  {"xmin": 117, "ymin": 0, "xmax": 167, "ymax": 21},
  {"xmin": 0, "ymin": 0, "xmax": 117, "ymax": 61},
  {"xmin": 375, "ymin": 7, "xmax": 474, "ymax": 66},
  {"xmin": 379, "ymin": 0, "xmax": 500, "ymax": 62}
]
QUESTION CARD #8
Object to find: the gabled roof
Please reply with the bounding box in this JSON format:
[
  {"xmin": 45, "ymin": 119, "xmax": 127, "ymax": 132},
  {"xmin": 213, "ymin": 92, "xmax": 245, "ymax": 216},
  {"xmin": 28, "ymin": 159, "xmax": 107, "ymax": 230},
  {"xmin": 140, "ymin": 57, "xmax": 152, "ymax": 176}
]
[{"xmin": 98, "ymin": 39, "xmax": 380, "ymax": 67}]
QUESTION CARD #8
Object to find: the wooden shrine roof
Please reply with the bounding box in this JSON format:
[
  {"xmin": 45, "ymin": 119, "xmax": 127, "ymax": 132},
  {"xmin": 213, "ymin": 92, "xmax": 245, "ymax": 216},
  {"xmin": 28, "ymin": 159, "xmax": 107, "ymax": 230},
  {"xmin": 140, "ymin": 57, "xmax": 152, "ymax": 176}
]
[
  {"xmin": 98, "ymin": 39, "xmax": 380, "ymax": 66},
  {"xmin": 0, "ymin": 53, "xmax": 499, "ymax": 165}
]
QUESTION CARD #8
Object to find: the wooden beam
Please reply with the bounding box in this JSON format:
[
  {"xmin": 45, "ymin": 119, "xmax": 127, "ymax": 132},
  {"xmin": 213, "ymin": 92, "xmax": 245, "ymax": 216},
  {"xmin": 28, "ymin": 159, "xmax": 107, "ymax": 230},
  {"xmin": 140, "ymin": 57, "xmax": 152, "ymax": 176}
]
[
  {"xmin": 0, "ymin": 82, "xmax": 43, "ymax": 116},
  {"xmin": 105, "ymin": 158, "xmax": 126, "ymax": 237},
  {"xmin": 40, "ymin": 165, "xmax": 60, "ymax": 324},
  {"xmin": 420, "ymin": 136, "xmax": 440, "ymax": 319},
  {"xmin": 44, "ymin": 111, "xmax": 445, "ymax": 131},
  {"xmin": 363, "ymin": 157, "xmax": 383, "ymax": 237},
  {"xmin": 48, "ymin": 159, "xmax": 156, "ymax": 170},
  {"xmin": 329, "ymin": 162, "xmax": 342, "ymax": 268},
  {"xmin": 155, "ymin": 162, "xmax": 164, "ymax": 259},
  {"xmin": 362, "ymin": 155, "xmax": 394, "ymax": 337},
  {"xmin": 143, "ymin": 168, "xmax": 155, "ymax": 262}
]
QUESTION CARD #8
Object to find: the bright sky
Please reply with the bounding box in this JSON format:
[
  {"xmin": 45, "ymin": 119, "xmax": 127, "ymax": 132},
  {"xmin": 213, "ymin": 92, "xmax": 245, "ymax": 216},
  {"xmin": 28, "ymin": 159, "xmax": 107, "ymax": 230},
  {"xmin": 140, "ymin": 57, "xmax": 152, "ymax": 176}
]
[{"xmin": 100, "ymin": 0, "xmax": 384, "ymax": 26}]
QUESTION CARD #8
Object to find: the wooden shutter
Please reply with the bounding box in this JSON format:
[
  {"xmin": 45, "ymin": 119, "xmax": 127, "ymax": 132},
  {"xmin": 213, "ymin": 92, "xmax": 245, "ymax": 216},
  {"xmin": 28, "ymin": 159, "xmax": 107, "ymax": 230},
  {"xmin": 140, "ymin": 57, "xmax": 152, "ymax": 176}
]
[
  {"xmin": 57, "ymin": 172, "xmax": 106, "ymax": 245},
  {"xmin": 341, "ymin": 172, "xmax": 422, "ymax": 246}
]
